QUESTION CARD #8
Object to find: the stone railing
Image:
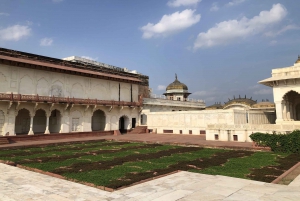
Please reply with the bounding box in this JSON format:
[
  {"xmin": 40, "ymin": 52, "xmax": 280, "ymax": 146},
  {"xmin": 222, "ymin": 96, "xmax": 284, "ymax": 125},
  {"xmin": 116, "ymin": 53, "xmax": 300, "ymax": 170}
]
[
  {"xmin": 207, "ymin": 123, "xmax": 300, "ymax": 131},
  {"xmin": 143, "ymin": 98, "xmax": 205, "ymax": 108},
  {"xmin": 0, "ymin": 93, "xmax": 141, "ymax": 107},
  {"xmin": 150, "ymin": 94, "xmax": 205, "ymax": 103}
]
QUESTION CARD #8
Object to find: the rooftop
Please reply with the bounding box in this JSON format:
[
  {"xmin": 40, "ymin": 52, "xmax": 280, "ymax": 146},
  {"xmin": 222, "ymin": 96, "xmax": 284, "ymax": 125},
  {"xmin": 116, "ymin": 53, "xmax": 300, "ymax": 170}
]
[{"xmin": 0, "ymin": 47, "xmax": 148, "ymax": 85}]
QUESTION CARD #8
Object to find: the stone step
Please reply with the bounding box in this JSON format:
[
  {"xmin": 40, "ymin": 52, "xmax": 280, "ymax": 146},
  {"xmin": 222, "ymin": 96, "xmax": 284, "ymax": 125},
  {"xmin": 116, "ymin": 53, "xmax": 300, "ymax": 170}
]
[
  {"xmin": 129, "ymin": 126, "xmax": 148, "ymax": 134},
  {"xmin": 0, "ymin": 137, "xmax": 9, "ymax": 145}
]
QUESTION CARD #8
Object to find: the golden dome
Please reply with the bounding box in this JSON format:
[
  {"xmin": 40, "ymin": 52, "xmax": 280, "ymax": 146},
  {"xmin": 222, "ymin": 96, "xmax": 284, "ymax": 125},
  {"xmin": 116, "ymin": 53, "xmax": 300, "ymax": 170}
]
[{"xmin": 166, "ymin": 74, "xmax": 188, "ymax": 91}]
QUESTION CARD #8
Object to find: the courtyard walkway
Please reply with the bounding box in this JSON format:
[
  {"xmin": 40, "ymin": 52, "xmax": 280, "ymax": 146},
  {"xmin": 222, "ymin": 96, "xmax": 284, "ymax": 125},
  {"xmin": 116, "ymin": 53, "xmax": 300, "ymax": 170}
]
[
  {"xmin": 1, "ymin": 162, "xmax": 300, "ymax": 201},
  {"xmin": 0, "ymin": 133, "xmax": 255, "ymax": 150}
]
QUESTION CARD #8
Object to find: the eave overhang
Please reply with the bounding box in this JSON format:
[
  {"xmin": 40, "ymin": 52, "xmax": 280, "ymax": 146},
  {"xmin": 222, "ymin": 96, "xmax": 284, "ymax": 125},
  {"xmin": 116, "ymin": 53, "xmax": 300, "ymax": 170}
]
[
  {"xmin": 0, "ymin": 55, "xmax": 142, "ymax": 84},
  {"xmin": 259, "ymin": 75, "xmax": 300, "ymax": 87}
]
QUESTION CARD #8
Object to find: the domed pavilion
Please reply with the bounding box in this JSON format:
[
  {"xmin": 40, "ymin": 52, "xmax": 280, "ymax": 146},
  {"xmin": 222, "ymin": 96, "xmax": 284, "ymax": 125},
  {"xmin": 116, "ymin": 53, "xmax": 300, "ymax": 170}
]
[{"xmin": 163, "ymin": 74, "xmax": 191, "ymax": 101}]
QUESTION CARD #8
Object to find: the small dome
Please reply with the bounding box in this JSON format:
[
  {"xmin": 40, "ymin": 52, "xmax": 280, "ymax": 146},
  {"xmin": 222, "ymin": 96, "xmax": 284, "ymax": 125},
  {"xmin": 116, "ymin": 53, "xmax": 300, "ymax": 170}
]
[
  {"xmin": 166, "ymin": 74, "xmax": 188, "ymax": 91},
  {"xmin": 223, "ymin": 96, "xmax": 257, "ymax": 108}
]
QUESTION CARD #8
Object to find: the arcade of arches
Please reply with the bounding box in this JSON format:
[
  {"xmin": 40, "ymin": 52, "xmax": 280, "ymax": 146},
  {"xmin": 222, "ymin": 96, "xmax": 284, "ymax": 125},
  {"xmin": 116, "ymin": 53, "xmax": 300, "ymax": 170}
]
[
  {"xmin": 278, "ymin": 91, "xmax": 300, "ymax": 121},
  {"xmin": 15, "ymin": 108, "xmax": 62, "ymax": 135},
  {"xmin": 1, "ymin": 106, "xmax": 135, "ymax": 135}
]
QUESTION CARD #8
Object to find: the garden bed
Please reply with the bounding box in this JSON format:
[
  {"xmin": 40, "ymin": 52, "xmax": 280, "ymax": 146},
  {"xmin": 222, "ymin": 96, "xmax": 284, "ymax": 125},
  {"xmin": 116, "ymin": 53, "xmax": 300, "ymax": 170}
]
[{"xmin": 0, "ymin": 140, "xmax": 299, "ymax": 190}]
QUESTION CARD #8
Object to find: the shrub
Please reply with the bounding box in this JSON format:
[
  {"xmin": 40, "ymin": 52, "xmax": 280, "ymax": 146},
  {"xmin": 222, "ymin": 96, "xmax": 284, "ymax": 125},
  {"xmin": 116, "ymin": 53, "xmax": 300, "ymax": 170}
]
[{"xmin": 250, "ymin": 130, "xmax": 300, "ymax": 153}]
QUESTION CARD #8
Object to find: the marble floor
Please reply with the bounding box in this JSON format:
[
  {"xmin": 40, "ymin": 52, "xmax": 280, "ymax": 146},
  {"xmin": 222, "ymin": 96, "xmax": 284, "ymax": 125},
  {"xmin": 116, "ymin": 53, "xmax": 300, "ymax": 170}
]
[{"xmin": 1, "ymin": 163, "xmax": 300, "ymax": 201}]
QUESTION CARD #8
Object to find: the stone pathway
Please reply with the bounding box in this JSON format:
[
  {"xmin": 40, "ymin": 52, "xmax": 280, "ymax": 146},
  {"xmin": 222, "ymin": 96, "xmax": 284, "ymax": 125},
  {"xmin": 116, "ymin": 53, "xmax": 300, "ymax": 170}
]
[{"xmin": 1, "ymin": 163, "xmax": 300, "ymax": 201}]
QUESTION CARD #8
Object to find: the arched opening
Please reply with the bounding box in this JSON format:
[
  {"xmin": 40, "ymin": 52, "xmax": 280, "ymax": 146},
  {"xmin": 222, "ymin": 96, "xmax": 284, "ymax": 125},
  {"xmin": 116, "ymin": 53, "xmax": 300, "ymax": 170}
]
[
  {"xmin": 119, "ymin": 115, "xmax": 130, "ymax": 133},
  {"xmin": 296, "ymin": 104, "xmax": 300, "ymax": 121},
  {"xmin": 141, "ymin": 114, "xmax": 147, "ymax": 125},
  {"xmin": 33, "ymin": 109, "xmax": 46, "ymax": 134},
  {"xmin": 0, "ymin": 110, "xmax": 4, "ymax": 135},
  {"xmin": 49, "ymin": 110, "xmax": 62, "ymax": 133},
  {"xmin": 283, "ymin": 91, "xmax": 300, "ymax": 121},
  {"xmin": 92, "ymin": 110, "xmax": 106, "ymax": 131},
  {"xmin": 15, "ymin": 109, "xmax": 30, "ymax": 135}
]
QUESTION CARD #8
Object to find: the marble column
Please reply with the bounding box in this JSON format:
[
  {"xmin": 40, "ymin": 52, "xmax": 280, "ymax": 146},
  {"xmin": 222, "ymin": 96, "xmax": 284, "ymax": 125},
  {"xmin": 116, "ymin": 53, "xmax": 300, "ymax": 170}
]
[
  {"xmin": 282, "ymin": 101, "xmax": 287, "ymax": 121},
  {"xmin": 286, "ymin": 101, "xmax": 291, "ymax": 120},
  {"xmin": 290, "ymin": 103, "xmax": 295, "ymax": 121},
  {"xmin": 275, "ymin": 101, "xmax": 284, "ymax": 123},
  {"xmin": 28, "ymin": 116, "xmax": 34, "ymax": 135},
  {"xmin": 44, "ymin": 115, "xmax": 50, "ymax": 134},
  {"xmin": 59, "ymin": 115, "xmax": 64, "ymax": 133}
]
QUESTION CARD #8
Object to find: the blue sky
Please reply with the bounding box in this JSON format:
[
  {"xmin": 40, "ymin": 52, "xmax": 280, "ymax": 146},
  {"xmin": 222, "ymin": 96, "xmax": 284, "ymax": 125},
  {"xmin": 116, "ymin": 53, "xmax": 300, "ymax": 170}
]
[{"xmin": 0, "ymin": 0, "xmax": 299, "ymax": 105}]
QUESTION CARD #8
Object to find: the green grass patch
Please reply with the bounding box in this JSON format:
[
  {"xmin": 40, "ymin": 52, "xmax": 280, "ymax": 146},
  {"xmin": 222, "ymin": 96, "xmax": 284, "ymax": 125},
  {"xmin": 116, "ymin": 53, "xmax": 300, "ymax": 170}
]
[
  {"xmin": 192, "ymin": 152, "xmax": 288, "ymax": 179},
  {"xmin": 0, "ymin": 140, "xmax": 298, "ymax": 189}
]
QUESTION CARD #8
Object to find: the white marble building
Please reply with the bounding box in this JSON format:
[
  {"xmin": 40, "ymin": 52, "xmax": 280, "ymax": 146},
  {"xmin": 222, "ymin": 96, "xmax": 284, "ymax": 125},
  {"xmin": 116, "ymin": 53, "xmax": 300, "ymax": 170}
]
[
  {"xmin": 145, "ymin": 58, "xmax": 300, "ymax": 142},
  {"xmin": 259, "ymin": 56, "xmax": 300, "ymax": 123},
  {"xmin": 0, "ymin": 47, "xmax": 149, "ymax": 135}
]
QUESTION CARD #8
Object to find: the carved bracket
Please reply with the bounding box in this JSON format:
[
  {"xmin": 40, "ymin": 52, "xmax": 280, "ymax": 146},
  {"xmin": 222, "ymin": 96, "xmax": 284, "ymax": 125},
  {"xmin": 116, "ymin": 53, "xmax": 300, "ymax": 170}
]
[
  {"xmin": 108, "ymin": 106, "xmax": 113, "ymax": 112},
  {"xmin": 50, "ymin": 103, "xmax": 55, "ymax": 111},
  {"xmin": 7, "ymin": 101, "xmax": 13, "ymax": 114},
  {"xmin": 64, "ymin": 104, "xmax": 69, "ymax": 111},
  {"xmin": 92, "ymin": 105, "xmax": 97, "ymax": 112},
  {"xmin": 34, "ymin": 102, "xmax": 39, "ymax": 111},
  {"xmin": 119, "ymin": 106, "xmax": 123, "ymax": 111},
  {"xmin": 16, "ymin": 101, "xmax": 21, "ymax": 111},
  {"xmin": 85, "ymin": 105, "xmax": 90, "ymax": 112},
  {"xmin": 139, "ymin": 107, "xmax": 143, "ymax": 113}
]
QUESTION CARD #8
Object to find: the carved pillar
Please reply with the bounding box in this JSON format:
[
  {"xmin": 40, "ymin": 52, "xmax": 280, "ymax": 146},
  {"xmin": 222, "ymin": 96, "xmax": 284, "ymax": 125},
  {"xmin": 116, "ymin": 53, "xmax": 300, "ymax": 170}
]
[
  {"xmin": 290, "ymin": 103, "xmax": 295, "ymax": 121},
  {"xmin": 286, "ymin": 101, "xmax": 291, "ymax": 120},
  {"xmin": 105, "ymin": 114, "xmax": 110, "ymax": 131},
  {"xmin": 59, "ymin": 115, "xmax": 64, "ymax": 133},
  {"xmin": 44, "ymin": 115, "xmax": 50, "ymax": 134},
  {"xmin": 28, "ymin": 115, "xmax": 34, "ymax": 135},
  {"xmin": 275, "ymin": 101, "xmax": 284, "ymax": 123},
  {"xmin": 282, "ymin": 101, "xmax": 287, "ymax": 121}
]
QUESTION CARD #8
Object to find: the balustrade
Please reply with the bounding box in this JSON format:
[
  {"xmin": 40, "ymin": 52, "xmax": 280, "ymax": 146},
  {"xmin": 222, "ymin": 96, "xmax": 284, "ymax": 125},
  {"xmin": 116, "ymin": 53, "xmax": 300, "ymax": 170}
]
[{"xmin": 0, "ymin": 93, "xmax": 141, "ymax": 107}]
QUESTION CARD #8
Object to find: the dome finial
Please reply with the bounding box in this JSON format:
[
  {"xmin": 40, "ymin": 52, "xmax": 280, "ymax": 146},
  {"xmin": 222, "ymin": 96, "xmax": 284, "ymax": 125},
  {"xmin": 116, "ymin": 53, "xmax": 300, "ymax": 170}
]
[
  {"xmin": 295, "ymin": 55, "xmax": 300, "ymax": 64},
  {"xmin": 175, "ymin": 73, "xmax": 178, "ymax": 80}
]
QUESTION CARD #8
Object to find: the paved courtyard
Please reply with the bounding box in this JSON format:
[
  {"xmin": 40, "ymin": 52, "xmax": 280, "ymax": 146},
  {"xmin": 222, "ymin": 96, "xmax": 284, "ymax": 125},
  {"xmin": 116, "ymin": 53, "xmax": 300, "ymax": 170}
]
[
  {"xmin": 1, "ymin": 163, "xmax": 300, "ymax": 201},
  {"xmin": 1, "ymin": 134, "xmax": 297, "ymax": 200}
]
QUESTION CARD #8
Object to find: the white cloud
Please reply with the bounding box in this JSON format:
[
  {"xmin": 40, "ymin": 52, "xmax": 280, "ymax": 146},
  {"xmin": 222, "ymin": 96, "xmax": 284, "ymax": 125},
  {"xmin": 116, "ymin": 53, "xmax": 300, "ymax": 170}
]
[
  {"xmin": 193, "ymin": 90, "xmax": 217, "ymax": 102},
  {"xmin": 40, "ymin": 37, "xmax": 53, "ymax": 46},
  {"xmin": 265, "ymin": 24, "xmax": 300, "ymax": 37},
  {"xmin": 226, "ymin": 0, "xmax": 246, "ymax": 7},
  {"xmin": 194, "ymin": 4, "xmax": 287, "ymax": 49},
  {"xmin": 0, "ymin": 13, "xmax": 9, "ymax": 16},
  {"xmin": 193, "ymin": 90, "xmax": 210, "ymax": 96},
  {"xmin": 167, "ymin": 0, "xmax": 201, "ymax": 7},
  {"xmin": 157, "ymin": 85, "xmax": 166, "ymax": 91},
  {"xmin": 81, "ymin": 56, "xmax": 99, "ymax": 61},
  {"xmin": 254, "ymin": 88, "xmax": 272, "ymax": 95},
  {"xmin": 248, "ymin": 85, "xmax": 261, "ymax": 90},
  {"xmin": 26, "ymin": 21, "xmax": 33, "ymax": 26},
  {"xmin": 0, "ymin": 25, "xmax": 31, "ymax": 41},
  {"xmin": 210, "ymin": 2, "xmax": 219, "ymax": 12},
  {"xmin": 269, "ymin": 40, "xmax": 277, "ymax": 45},
  {"xmin": 141, "ymin": 9, "xmax": 201, "ymax": 39}
]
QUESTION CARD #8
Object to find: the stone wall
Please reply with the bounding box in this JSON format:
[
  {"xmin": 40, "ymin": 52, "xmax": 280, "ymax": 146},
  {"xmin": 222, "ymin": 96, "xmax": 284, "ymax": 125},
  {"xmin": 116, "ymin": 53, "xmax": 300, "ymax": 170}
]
[
  {"xmin": 0, "ymin": 64, "xmax": 139, "ymax": 102},
  {"xmin": 145, "ymin": 109, "xmax": 275, "ymax": 136},
  {"xmin": 206, "ymin": 122, "xmax": 300, "ymax": 142}
]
